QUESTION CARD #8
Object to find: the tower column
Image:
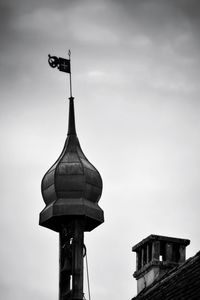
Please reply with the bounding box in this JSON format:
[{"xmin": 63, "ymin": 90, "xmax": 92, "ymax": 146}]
[
  {"xmin": 72, "ymin": 218, "xmax": 84, "ymax": 300},
  {"xmin": 59, "ymin": 225, "xmax": 73, "ymax": 300},
  {"xmin": 59, "ymin": 220, "xmax": 84, "ymax": 300}
]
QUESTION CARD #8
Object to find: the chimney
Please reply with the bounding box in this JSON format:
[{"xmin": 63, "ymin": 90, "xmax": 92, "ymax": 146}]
[{"xmin": 132, "ymin": 234, "xmax": 190, "ymax": 294}]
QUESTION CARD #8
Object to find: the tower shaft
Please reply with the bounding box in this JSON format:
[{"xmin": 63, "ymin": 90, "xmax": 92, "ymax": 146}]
[
  {"xmin": 59, "ymin": 219, "xmax": 84, "ymax": 300},
  {"xmin": 72, "ymin": 219, "xmax": 84, "ymax": 300}
]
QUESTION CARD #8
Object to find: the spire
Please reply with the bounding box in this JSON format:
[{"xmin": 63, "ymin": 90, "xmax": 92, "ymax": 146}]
[
  {"xmin": 41, "ymin": 52, "xmax": 104, "ymax": 230},
  {"xmin": 40, "ymin": 52, "xmax": 104, "ymax": 300},
  {"xmin": 67, "ymin": 96, "xmax": 76, "ymax": 135},
  {"xmin": 48, "ymin": 51, "xmax": 75, "ymax": 136}
]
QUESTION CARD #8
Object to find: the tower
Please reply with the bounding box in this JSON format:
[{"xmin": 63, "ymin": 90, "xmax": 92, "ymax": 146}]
[{"xmin": 39, "ymin": 53, "xmax": 104, "ymax": 300}]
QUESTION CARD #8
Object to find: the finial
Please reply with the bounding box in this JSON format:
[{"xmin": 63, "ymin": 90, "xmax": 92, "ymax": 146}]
[
  {"xmin": 68, "ymin": 96, "xmax": 76, "ymax": 136},
  {"xmin": 48, "ymin": 51, "xmax": 75, "ymax": 135},
  {"xmin": 68, "ymin": 49, "xmax": 73, "ymax": 98},
  {"xmin": 48, "ymin": 51, "xmax": 72, "ymax": 97}
]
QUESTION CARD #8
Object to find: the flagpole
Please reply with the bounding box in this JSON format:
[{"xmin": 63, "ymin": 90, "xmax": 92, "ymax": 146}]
[{"xmin": 68, "ymin": 50, "xmax": 73, "ymax": 98}]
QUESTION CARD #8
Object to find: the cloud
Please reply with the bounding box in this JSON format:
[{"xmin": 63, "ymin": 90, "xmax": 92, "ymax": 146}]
[{"xmin": 1, "ymin": 1, "xmax": 200, "ymax": 300}]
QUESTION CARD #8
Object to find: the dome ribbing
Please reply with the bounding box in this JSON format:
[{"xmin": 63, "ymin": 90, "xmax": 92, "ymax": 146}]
[{"xmin": 40, "ymin": 97, "xmax": 104, "ymax": 232}]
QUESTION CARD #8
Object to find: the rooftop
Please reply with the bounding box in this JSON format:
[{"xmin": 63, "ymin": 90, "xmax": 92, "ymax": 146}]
[{"xmin": 132, "ymin": 250, "xmax": 200, "ymax": 300}]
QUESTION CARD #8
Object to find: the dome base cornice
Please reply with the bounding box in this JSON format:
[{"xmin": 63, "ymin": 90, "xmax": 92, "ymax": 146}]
[{"xmin": 39, "ymin": 198, "xmax": 104, "ymax": 232}]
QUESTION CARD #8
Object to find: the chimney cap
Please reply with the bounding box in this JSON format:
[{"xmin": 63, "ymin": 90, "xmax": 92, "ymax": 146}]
[{"xmin": 132, "ymin": 234, "xmax": 190, "ymax": 252}]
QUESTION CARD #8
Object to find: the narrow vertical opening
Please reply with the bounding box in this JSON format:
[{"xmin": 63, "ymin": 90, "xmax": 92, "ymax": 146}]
[
  {"xmin": 173, "ymin": 244, "xmax": 180, "ymax": 262},
  {"xmin": 160, "ymin": 241, "xmax": 166, "ymax": 261},
  {"xmin": 138, "ymin": 250, "xmax": 141, "ymax": 270},
  {"xmin": 143, "ymin": 246, "xmax": 147, "ymax": 266},
  {"xmin": 70, "ymin": 275, "xmax": 72, "ymax": 290},
  {"xmin": 148, "ymin": 242, "xmax": 152, "ymax": 263},
  {"xmin": 141, "ymin": 248, "xmax": 144, "ymax": 268}
]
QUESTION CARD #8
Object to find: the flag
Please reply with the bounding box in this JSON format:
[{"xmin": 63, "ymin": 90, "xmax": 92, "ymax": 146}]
[{"xmin": 58, "ymin": 57, "xmax": 71, "ymax": 73}]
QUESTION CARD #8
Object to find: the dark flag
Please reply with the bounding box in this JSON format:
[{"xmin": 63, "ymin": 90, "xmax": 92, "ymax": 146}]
[
  {"xmin": 48, "ymin": 54, "xmax": 71, "ymax": 73},
  {"xmin": 48, "ymin": 51, "xmax": 73, "ymax": 97},
  {"xmin": 58, "ymin": 57, "xmax": 71, "ymax": 73}
]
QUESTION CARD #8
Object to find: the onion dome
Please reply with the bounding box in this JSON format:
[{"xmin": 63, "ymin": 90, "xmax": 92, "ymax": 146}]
[{"xmin": 39, "ymin": 97, "xmax": 104, "ymax": 232}]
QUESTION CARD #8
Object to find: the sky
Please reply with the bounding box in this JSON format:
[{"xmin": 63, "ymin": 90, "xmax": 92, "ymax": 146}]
[{"xmin": 1, "ymin": 0, "xmax": 200, "ymax": 299}]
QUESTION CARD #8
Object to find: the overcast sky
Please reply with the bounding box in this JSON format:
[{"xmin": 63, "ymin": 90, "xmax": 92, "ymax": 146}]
[{"xmin": 1, "ymin": 0, "xmax": 200, "ymax": 299}]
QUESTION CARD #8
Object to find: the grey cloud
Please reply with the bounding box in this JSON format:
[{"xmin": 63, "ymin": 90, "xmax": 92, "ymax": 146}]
[
  {"xmin": 111, "ymin": 0, "xmax": 200, "ymax": 41},
  {"xmin": 1, "ymin": 1, "xmax": 200, "ymax": 300},
  {"xmin": 173, "ymin": 0, "xmax": 200, "ymax": 20}
]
